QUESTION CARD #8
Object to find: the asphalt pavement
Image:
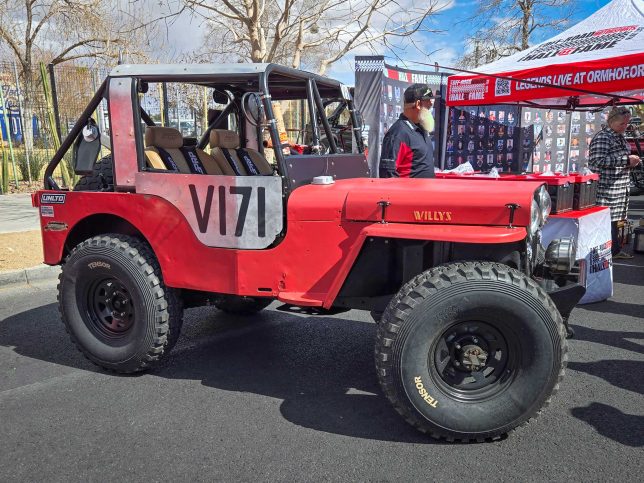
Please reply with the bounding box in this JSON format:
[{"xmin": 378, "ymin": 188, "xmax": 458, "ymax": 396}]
[
  {"xmin": 0, "ymin": 264, "xmax": 642, "ymax": 481},
  {"xmin": 0, "ymin": 193, "xmax": 643, "ymax": 481},
  {"xmin": 0, "ymin": 195, "xmax": 642, "ymax": 482}
]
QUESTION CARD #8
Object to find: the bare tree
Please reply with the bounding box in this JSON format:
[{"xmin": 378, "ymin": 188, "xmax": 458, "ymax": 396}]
[
  {"xmin": 181, "ymin": 0, "xmax": 446, "ymax": 75},
  {"xmin": 458, "ymin": 0, "xmax": 576, "ymax": 68},
  {"xmin": 0, "ymin": 0, "xmax": 158, "ymax": 154}
]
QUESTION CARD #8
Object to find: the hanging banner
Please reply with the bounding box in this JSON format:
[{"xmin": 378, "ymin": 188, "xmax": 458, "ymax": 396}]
[
  {"xmin": 446, "ymin": 0, "xmax": 644, "ymax": 107},
  {"xmin": 355, "ymin": 56, "xmax": 447, "ymax": 176}
]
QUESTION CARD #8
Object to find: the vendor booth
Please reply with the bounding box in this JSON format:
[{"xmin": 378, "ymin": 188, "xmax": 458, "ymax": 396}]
[
  {"xmin": 444, "ymin": 0, "xmax": 644, "ymax": 303},
  {"xmin": 446, "ymin": 0, "xmax": 644, "ymax": 109}
]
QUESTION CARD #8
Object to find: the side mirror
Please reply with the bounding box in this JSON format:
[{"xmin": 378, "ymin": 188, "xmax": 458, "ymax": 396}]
[
  {"xmin": 72, "ymin": 119, "xmax": 101, "ymax": 175},
  {"xmin": 212, "ymin": 89, "xmax": 230, "ymax": 105}
]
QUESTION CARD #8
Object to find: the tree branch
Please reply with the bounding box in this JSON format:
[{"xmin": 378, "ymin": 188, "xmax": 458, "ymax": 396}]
[{"xmin": 50, "ymin": 38, "xmax": 120, "ymax": 65}]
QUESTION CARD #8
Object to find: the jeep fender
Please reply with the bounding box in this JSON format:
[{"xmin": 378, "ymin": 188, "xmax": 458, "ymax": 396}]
[{"xmin": 322, "ymin": 223, "xmax": 527, "ymax": 309}]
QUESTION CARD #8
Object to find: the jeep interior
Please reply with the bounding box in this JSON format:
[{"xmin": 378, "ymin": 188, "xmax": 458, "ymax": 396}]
[{"xmin": 45, "ymin": 64, "xmax": 368, "ymax": 194}]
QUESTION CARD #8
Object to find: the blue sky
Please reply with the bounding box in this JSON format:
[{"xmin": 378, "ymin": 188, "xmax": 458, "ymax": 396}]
[
  {"xmin": 326, "ymin": 0, "xmax": 614, "ymax": 84},
  {"xmin": 163, "ymin": 0, "xmax": 614, "ymax": 85}
]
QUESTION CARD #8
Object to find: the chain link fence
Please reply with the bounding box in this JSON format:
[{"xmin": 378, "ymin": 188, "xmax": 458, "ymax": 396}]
[
  {"xmin": 0, "ymin": 61, "xmax": 113, "ymax": 192},
  {"xmin": 0, "ymin": 61, "xmax": 345, "ymax": 192}
]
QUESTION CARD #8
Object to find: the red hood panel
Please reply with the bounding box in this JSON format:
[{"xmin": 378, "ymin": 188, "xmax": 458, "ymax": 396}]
[{"xmin": 290, "ymin": 178, "xmax": 542, "ymax": 226}]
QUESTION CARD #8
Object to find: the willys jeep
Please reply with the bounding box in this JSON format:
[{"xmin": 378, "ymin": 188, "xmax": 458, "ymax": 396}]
[{"xmin": 34, "ymin": 64, "xmax": 584, "ymax": 442}]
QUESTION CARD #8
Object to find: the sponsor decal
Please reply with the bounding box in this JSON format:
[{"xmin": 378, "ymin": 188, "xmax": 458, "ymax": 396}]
[
  {"xmin": 40, "ymin": 193, "xmax": 66, "ymax": 204},
  {"xmin": 413, "ymin": 210, "xmax": 453, "ymax": 222},
  {"xmin": 186, "ymin": 150, "xmax": 205, "ymax": 174},
  {"xmin": 589, "ymin": 241, "xmax": 612, "ymax": 273},
  {"xmin": 414, "ymin": 376, "xmax": 438, "ymax": 408},
  {"xmin": 518, "ymin": 26, "xmax": 642, "ymax": 62},
  {"xmin": 40, "ymin": 205, "xmax": 54, "ymax": 218},
  {"xmin": 448, "ymin": 78, "xmax": 489, "ymax": 102}
]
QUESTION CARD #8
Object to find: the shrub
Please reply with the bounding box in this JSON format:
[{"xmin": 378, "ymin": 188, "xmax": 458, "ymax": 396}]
[{"xmin": 16, "ymin": 149, "xmax": 48, "ymax": 181}]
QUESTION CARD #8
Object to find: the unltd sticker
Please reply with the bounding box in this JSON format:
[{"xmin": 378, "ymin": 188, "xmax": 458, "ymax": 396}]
[
  {"xmin": 41, "ymin": 193, "xmax": 66, "ymax": 204},
  {"xmin": 40, "ymin": 205, "xmax": 54, "ymax": 218}
]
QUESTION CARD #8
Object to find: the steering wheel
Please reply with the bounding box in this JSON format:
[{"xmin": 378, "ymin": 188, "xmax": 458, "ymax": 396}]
[{"xmin": 241, "ymin": 92, "xmax": 265, "ymax": 127}]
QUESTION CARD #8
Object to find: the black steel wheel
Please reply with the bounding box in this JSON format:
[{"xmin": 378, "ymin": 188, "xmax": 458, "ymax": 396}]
[
  {"xmin": 83, "ymin": 277, "xmax": 136, "ymax": 340},
  {"xmin": 375, "ymin": 261, "xmax": 566, "ymax": 442},
  {"xmin": 59, "ymin": 234, "xmax": 183, "ymax": 373},
  {"xmin": 431, "ymin": 321, "xmax": 516, "ymax": 398}
]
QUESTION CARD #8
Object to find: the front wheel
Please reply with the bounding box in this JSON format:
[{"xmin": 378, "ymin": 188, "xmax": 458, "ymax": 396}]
[
  {"xmin": 376, "ymin": 261, "xmax": 566, "ymax": 442},
  {"xmin": 59, "ymin": 234, "xmax": 183, "ymax": 373}
]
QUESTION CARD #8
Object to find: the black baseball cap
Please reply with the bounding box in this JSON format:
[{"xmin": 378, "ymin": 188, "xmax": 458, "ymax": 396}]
[{"xmin": 404, "ymin": 83, "xmax": 434, "ymax": 103}]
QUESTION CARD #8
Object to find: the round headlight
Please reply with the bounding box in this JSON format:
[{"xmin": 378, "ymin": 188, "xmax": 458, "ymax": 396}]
[
  {"xmin": 530, "ymin": 199, "xmax": 540, "ymax": 234},
  {"xmin": 538, "ymin": 185, "xmax": 552, "ymax": 222}
]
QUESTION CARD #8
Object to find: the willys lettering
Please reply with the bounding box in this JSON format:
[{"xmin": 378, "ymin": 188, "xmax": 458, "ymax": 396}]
[
  {"xmin": 413, "ymin": 211, "xmax": 453, "ymax": 222},
  {"xmin": 40, "ymin": 193, "xmax": 66, "ymax": 204}
]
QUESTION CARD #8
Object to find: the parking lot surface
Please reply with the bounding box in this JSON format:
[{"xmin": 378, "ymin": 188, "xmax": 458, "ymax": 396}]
[{"xmin": 1, "ymin": 248, "xmax": 642, "ymax": 481}]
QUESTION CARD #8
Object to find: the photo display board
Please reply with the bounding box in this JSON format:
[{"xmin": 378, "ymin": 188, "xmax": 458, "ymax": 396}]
[
  {"xmin": 445, "ymin": 105, "xmax": 524, "ymax": 172},
  {"xmin": 522, "ymin": 108, "xmax": 607, "ymax": 173}
]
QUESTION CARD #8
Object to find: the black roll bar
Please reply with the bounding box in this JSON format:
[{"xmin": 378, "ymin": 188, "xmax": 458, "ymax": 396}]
[
  {"xmin": 44, "ymin": 79, "xmax": 108, "ymax": 190},
  {"xmin": 197, "ymin": 101, "xmax": 236, "ymax": 150},
  {"xmin": 306, "ymin": 79, "xmax": 321, "ymax": 150},
  {"xmin": 311, "ymin": 81, "xmax": 338, "ymax": 154},
  {"xmin": 346, "ymin": 98, "xmax": 365, "ymax": 153},
  {"xmin": 259, "ymin": 69, "xmax": 288, "ymax": 181}
]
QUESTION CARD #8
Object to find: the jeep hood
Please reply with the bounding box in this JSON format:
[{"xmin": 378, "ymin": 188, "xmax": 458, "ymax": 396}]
[{"xmin": 289, "ymin": 178, "xmax": 543, "ymax": 227}]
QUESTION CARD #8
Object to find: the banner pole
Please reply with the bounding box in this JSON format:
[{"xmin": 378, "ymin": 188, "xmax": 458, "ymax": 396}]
[
  {"xmin": 0, "ymin": 84, "xmax": 20, "ymax": 189},
  {"xmin": 13, "ymin": 61, "xmax": 32, "ymax": 184}
]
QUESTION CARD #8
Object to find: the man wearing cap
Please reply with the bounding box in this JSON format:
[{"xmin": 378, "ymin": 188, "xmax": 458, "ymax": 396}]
[{"xmin": 379, "ymin": 83, "xmax": 436, "ymax": 178}]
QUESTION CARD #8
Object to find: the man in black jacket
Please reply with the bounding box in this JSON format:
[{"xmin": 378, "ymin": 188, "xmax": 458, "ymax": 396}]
[{"xmin": 379, "ymin": 83, "xmax": 435, "ymax": 178}]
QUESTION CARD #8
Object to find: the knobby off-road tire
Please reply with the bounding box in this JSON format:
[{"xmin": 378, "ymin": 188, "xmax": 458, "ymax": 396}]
[
  {"xmin": 375, "ymin": 261, "xmax": 567, "ymax": 442},
  {"xmin": 59, "ymin": 234, "xmax": 183, "ymax": 373},
  {"xmin": 73, "ymin": 155, "xmax": 114, "ymax": 192},
  {"xmin": 214, "ymin": 295, "xmax": 273, "ymax": 315}
]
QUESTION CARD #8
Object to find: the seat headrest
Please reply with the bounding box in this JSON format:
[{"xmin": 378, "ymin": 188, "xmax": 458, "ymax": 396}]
[
  {"xmin": 145, "ymin": 127, "xmax": 183, "ymax": 149},
  {"xmin": 210, "ymin": 129, "xmax": 240, "ymax": 149}
]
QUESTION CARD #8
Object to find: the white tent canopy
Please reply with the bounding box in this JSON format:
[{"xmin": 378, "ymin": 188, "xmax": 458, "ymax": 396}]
[{"xmin": 446, "ymin": 0, "xmax": 644, "ymax": 108}]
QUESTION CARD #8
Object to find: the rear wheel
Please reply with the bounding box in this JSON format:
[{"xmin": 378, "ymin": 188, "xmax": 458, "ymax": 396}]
[
  {"xmin": 59, "ymin": 234, "xmax": 183, "ymax": 373},
  {"xmin": 73, "ymin": 155, "xmax": 113, "ymax": 192},
  {"xmin": 376, "ymin": 261, "xmax": 566, "ymax": 442}
]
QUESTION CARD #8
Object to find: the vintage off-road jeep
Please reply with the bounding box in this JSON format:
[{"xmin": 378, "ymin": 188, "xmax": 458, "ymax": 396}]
[{"xmin": 34, "ymin": 64, "xmax": 584, "ymax": 442}]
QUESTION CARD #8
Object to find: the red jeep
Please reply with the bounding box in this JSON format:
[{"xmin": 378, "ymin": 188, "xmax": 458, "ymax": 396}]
[{"xmin": 34, "ymin": 64, "xmax": 583, "ymax": 442}]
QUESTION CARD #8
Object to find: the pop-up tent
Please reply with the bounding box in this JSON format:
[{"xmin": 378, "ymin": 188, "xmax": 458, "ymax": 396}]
[{"xmin": 446, "ymin": 0, "xmax": 644, "ymax": 108}]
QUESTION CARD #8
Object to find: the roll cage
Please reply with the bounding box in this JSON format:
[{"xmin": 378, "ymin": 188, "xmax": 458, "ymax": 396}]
[{"xmin": 44, "ymin": 63, "xmax": 366, "ymax": 193}]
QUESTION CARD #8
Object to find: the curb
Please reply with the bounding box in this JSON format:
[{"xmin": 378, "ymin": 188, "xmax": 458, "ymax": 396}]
[{"xmin": 0, "ymin": 264, "xmax": 60, "ymax": 289}]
